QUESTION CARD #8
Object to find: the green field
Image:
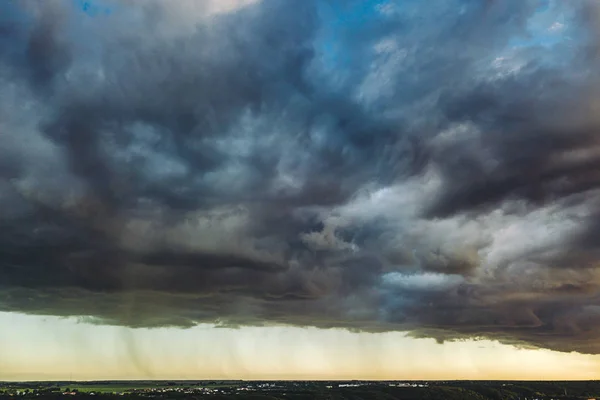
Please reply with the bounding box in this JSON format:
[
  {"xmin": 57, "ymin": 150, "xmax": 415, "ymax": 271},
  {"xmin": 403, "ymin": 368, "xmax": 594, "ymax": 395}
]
[
  {"xmin": 2, "ymin": 382, "xmax": 239, "ymax": 395},
  {"xmin": 3, "ymin": 381, "xmax": 600, "ymax": 399}
]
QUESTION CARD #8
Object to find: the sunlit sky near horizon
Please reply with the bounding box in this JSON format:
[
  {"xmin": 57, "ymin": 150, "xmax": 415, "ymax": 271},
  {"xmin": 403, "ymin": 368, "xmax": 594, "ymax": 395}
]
[
  {"xmin": 2, "ymin": 312, "xmax": 600, "ymax": 381},
  {"xmin": 4, "ymin": 0, "xmax": 600, "ymax": 381}
]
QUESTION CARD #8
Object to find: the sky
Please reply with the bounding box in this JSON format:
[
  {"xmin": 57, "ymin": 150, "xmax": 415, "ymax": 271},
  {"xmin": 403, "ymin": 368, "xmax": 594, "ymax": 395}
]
[{"xmin": 2, "ymin": 0, "xmax": 600, "ymax": 380}]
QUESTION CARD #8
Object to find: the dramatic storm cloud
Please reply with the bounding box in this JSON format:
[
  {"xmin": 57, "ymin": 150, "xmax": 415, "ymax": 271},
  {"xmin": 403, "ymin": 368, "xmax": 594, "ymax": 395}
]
[{"xmin": 2, "ymin": 0, "xmax": 600, "ymax": 354}]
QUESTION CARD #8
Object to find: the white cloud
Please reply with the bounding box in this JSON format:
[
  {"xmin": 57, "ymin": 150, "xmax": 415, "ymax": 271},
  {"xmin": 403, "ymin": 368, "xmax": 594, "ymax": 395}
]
[
  {"xmin": 382, "ymin": 272, "xmax": 464, "ymax": 291},
  {"xmin": 549, "ymin": 21, "xmax": 565, "ymax": 32}
]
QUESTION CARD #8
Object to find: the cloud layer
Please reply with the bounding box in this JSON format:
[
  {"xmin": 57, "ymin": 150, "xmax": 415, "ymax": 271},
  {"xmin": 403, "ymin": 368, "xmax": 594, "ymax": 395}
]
[{"xmin": 2, "ymin": 0, "xmax": 600, "ymax": 354}]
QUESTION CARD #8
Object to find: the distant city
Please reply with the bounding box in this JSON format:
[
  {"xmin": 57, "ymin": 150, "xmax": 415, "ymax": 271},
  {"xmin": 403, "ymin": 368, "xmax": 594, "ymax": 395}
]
[{"xmin": 1, "ymin": 380, "xmax": 600, "ymax": 399}]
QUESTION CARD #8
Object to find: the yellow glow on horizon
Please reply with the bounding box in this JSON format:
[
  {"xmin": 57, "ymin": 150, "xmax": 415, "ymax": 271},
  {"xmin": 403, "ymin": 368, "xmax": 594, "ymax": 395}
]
[{"xmin": 1, "ymin": 312, "xmax": 599, "ymax": 381}]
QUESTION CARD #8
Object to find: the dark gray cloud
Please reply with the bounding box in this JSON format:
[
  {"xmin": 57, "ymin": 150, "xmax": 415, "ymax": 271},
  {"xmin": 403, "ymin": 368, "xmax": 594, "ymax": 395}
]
[{"xmin": 3, "ymin": 0, "xmax": 600, "ymax": 355}]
